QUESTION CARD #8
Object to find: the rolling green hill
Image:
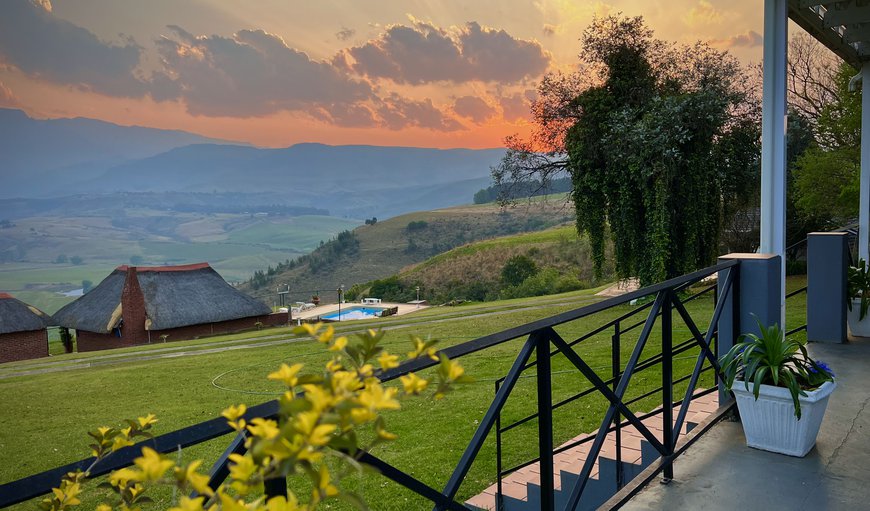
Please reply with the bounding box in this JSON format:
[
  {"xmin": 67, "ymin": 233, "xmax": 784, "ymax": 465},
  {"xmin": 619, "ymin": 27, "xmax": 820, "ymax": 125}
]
[
  {"xmin": 351, "ymin": 223, "xmax": 615, "ymax": 304},
  {"xmin": 240, "ymin": 200, "xmax": 576, "ymax": 305}
]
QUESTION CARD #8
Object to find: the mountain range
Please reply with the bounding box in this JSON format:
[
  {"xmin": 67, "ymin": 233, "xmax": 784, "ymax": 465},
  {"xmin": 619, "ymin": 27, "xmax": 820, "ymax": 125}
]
[{"xmin": 0, "ymin": 108, "xmax": 504, "ymax": 219}]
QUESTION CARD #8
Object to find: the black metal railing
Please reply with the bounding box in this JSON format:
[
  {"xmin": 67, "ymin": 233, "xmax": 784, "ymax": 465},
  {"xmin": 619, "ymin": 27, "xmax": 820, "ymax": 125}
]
[
  {"xmin": 0, "ymin": 261, "xmax": 738, "ymax": 511},
  {"xmin": 492, "ymin": 281, "xmax": 720, "ymax": 508},
  {"xmin": 785, "ymin": 285, "xmax": 808, "ymax": 337}
]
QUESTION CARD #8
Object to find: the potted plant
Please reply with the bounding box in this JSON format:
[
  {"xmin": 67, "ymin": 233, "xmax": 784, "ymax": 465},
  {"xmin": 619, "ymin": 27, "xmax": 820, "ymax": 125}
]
[
  {"xmin": 720, "ymin": 319, "xmax": 835, "ymax": 457},
  {"xmin": 848, "ymin": 258, "xmax": 870, "ymax": 337}
]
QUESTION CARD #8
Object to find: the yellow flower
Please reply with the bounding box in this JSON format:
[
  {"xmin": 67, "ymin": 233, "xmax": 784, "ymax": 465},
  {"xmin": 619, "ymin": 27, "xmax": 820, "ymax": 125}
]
[
  {"xmin": 137, "ymin": 414, "xmax": 158, "ymax": 429},
  {"xmin": 408, "ymin": 336, "xmax": 438, "ymax": 361},
  {"xmin": 375, "ymin": 421, "xmax": 397, "ymax": 441},
  {"xmin": 317, "ymin": 325, "xmax": 335, "ymax": 344},
  {"xmin": 446, "ymin": 360, "xmax": 465, "ymax": 381},
  {"xmin": 352, "ymin": 383, "xmax": 400, "ymax": 423},
  {"xmin": 96, "ymin": 505, "xmax": 113, "ymax": 511},
  {"xmin": 221, "ymin": 404, "xmax": 247, "ymax": 431},
  {"xmin": 169, "ymin": 496, "xmax": 208, "ymax": 511},
  {"xmin": 377, "ymin": 352, "xmax": 400, "ymax": 370},
  {"xmin": 133, "ymin": 447, "xmax": 174, "ymax": 481},
  {"xmin": 325, "ymin": 358, "xmax": 343, "ymax": 372},
  {"xmin": 111, "ymin": 434, "xmax": 134, "ymax": 451},
  {"xmin": 51, "ymin": 481, "xmax": 82, "ymax": 506},
  {"xmin": 294, "ymin": 322, "xmax": 322, "ymax": 337},
  {"xmin": 109, "ymin": 467, "xmax": 141, "ymax": 487},
  {"xmin": 311, "ymin": 465, "xmax": 339, "ymax": 504},
  {"xmin": 308, "ymin": 423, "xmax": 337, "ymax": 447},
  {"xmin": 175, "ymin": 460, "xmax": 213, "ymax": 496},
  {"xmin": 265, "ymin": 494, "xmax": 302, "ymax": 511},
  {"xmin": 227, "ymin": 454, "xmax": 258, "ymax": 487},
  {"xmin": 247, "ymin": 418, "xmax": 280, "ymax": 440},
  {"xmin": 303, "ymin": 384, "xmax": 334, "ymax": 412},
  {"xmin": 267, "ymin": 363, "xmax": 304, "ymax": 387},
  {"xmin": 294, "ymin": 411, "xmax": 321, "ymax": 435},
  {"xmin": 217, "ymin": 490, "xmax": 252, "ymax": 511},
  {"xmin": 330, "ymin": 370, "xmax": 362, "ymax": 395},
  {"xmin": 364, "ymin": 383, "xmax": 400, "ymax": 410},
  {"xmin": 400, "ymin": 372, "xmax": 429, "ymax": 395},
  {"xmin": 328, "ymin": 336, "xmax": 348, "ymax": 352},
  {"xmin": 357, "ymin": 364, "xmax": 374, "ymax": 379}
]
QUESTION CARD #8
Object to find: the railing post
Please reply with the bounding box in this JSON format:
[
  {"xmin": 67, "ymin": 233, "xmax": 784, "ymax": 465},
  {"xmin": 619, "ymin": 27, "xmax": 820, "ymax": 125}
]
[
  {"xmin": 660, "ymin": 291, "xmax": 674, "ymax": 482},
  {"xmin": 536, "ymin": 333, "xmax": 554, "ymax": 511},
  {"xmin": 612, "ymin": 320, "xmax": 623, "ymax": 489},
  {"xmin": 495, "ymin": 379, "xmax": 504, "ymax": 511},
  {"xmin": 807, "ymin": 232, "xmax": 848, "ymax": 343},
  {"xmin": 264, "ymin": 476, "xmax": 287, "ymax": 499},
  {"xmin": 718, "ymin": 254, "xmax": 780, "ymax": 402}
]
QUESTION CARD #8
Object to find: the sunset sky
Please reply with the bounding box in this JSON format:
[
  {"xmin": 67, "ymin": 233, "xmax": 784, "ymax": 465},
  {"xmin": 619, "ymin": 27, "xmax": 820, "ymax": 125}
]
[{"xmin": 0, "ymin": 0, "xmax": 772, "ymax": 149}]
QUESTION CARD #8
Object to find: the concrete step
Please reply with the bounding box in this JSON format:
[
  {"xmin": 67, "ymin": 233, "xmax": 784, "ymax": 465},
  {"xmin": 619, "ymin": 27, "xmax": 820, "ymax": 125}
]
[{"xmin": 465, "ymin": 389, "xmax": 719, "ymax": 510}]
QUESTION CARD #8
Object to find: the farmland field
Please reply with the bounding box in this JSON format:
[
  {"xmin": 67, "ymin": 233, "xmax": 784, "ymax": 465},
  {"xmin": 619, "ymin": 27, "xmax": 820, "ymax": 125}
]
[{"xmin": 0, "ymin": 213, "xmax": 361, "ymax": 313}]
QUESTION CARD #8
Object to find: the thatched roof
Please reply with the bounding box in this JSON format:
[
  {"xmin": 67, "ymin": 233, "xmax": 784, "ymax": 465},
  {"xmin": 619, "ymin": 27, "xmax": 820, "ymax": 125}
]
[
  {"xmin": 53, "ymin": 263, "xmax": 271, "ymax": 333},
  {"xmin": 0, "ymin": 293, "xmax": 53, "ymax": 334},
  {"xmin": 52, "ymin": 269, "xmax": 126, "ymax": 333}
]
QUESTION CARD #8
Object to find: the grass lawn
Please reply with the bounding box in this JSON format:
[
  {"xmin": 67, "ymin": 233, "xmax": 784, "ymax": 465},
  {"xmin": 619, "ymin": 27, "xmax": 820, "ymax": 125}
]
[{"xmin": 0, "ymin": 277, "xmax": 809, "ymax": 509}]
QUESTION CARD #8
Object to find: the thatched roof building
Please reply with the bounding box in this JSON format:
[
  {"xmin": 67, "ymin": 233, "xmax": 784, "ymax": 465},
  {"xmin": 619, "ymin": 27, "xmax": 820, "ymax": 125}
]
[
  {"xmin": 0, "ymin": 293, "xmax": 52, "ymax": 363},
  {"xmin": 54, "ymin": 263, "xmax": 282, "ymax": 351},
  {"xmin": 0, "ymin": 293, "xmax": 53, "ymax": 334}
]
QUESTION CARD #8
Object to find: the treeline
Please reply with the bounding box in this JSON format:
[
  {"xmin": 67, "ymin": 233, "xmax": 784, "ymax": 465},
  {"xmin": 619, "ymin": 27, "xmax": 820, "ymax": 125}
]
[
  {"xmin": 248, "ymin": 230, "xmax": 359, "ymax": 289},
  {"xmin": 171, "ymin": 203, "xmax": 328, "ymax": 216},
  {"xmin": 346, "ymin": 253, "xmax": 591, "ymax": 304},
  {"xmin": 473, "ymin": 177, "xmax": 572, "ymax": 204}
]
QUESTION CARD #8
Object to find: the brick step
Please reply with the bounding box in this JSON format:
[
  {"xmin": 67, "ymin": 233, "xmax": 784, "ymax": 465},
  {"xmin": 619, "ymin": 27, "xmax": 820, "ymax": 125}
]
[{"xmin": 465, "ymin": 390, "xmax": 719, "ymax": 511}]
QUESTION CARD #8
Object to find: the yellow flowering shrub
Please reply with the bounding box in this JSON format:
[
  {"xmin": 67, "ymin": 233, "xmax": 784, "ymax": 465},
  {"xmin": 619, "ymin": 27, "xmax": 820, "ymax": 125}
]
[{"xmin": 42, "ymin": 324, "xmax": 469, "ymax": 511}]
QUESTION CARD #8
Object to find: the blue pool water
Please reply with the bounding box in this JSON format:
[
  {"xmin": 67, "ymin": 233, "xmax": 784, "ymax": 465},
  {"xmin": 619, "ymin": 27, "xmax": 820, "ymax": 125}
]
[{"xmin": 321, "ymin": 306, "xmax": 386, "ymax": 321}]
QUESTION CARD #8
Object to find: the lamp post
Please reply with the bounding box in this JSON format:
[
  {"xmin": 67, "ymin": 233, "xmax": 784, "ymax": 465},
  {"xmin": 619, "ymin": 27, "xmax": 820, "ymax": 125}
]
[
  {"xmin": 416, "ymin": 286, "xmax": 420, "ymax": 308},
  {"xmin": 337, "ymin": 285, "xmax": 344, "ymax": 321}
]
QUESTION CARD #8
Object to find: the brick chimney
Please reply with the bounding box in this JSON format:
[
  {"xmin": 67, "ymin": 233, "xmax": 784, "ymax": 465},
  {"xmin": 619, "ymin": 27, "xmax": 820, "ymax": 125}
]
[{"xmin": 121, "ymin": 266, "xmax": 147, "ymax": 343}]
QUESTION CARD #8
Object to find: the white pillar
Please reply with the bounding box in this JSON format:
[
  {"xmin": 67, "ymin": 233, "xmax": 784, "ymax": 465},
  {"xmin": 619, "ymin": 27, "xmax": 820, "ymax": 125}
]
[
  {"xmin": 859, "ymin": 63, "xmax": 870, "ymax": 263},
  {"xmin": 760, "ymin": 0, "xmax": 788, "ymax": 327}
]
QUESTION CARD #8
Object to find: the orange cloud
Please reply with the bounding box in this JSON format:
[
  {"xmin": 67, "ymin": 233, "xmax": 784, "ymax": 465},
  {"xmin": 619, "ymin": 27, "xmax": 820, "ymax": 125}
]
[
  {"xmin": 0, "ymin": 81, "xmax": 21, "ymax": 107},
  {"xmin": 710, "ymin": 30, "xmax": 762, "ymax": 48},
  {"xmin": 683, "ymin": 1, "xmax": 724, "ymax": 26}
]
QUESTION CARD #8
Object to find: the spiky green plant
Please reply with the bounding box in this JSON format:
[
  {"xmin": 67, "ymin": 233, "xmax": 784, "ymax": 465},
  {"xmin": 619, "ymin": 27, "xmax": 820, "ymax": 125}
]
[{"xmin": 720, "ymin": 318, "xmax": 834, "ymax": 419}]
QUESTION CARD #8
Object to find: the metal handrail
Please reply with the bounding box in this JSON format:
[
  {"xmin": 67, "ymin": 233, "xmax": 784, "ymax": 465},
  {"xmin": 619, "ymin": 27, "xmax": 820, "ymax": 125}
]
[{"xmin": 0, "ymin": 260, "xmax": 738, "ymax": 510}]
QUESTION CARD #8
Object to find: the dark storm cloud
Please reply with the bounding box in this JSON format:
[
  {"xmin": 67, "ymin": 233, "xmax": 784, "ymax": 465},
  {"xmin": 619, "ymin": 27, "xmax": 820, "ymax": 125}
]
[{"xmin": 0, "ymin": 0, "xmax": 147, "ymax": 97}]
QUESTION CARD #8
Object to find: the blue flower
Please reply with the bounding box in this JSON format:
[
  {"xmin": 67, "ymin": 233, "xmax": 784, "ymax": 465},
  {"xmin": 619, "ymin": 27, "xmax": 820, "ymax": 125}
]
[{"xmin": 810, "ymin": 360, "xmax": 835, "ymax": 377}]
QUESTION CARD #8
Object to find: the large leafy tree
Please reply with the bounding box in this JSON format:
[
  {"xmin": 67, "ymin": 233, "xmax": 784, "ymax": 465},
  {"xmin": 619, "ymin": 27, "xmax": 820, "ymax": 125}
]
[
  {"xmin": 494, "ymin": 16, "xmax": 759, "ymax": 285},
  {"xmin": 793, "ymin": 62, "xmax": 860, "ymax": 224}
]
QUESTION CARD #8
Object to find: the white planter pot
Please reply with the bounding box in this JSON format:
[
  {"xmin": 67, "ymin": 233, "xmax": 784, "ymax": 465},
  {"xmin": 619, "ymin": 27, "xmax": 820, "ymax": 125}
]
[
  {"xmin": 847, "ymin": 298, "xmax": 870, "ymax": 338},
  {"xmin": 732, "ymin": 379, "xmax": 836, "ymax": 457}
]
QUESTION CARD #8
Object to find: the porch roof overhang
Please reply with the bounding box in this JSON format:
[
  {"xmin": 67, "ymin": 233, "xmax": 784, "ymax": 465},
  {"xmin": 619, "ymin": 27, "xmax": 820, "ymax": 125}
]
[{"xmin": 789, "ymin": 1, "xmax": 870, "ymax": 67}]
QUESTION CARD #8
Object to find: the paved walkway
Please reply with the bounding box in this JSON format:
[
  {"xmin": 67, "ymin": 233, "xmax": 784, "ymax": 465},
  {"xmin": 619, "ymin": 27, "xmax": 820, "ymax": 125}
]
[
  {"xmin": 622, "ymin": 338, "xmax": 870, "ymax": 510},
  {"xmin": 294, "ymin": 301, "xmax": 429, "ymax": 320}
]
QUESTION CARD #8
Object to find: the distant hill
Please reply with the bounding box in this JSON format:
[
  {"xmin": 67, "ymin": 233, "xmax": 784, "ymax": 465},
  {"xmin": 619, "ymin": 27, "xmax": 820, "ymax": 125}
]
[
  {"xmin": 387, "ymin": 224, "xmax": 608, "ymax": 302},
  {"xmin": 79, "ymin": 143, "xmax": 503, "ymax": 218},
  {"xmin": 240, "ymin": 200, "xmax": 576, "ymax": 304},
  {"xmin": 0, "ymin": 108, "xmax": 239, "ymax": 198}
]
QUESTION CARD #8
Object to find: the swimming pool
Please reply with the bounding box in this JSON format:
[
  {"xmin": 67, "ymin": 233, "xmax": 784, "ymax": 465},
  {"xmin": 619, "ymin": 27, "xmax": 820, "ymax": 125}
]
[{"xmin": 320, "ymin": 306, "xmax": 386, "ymax": 321}]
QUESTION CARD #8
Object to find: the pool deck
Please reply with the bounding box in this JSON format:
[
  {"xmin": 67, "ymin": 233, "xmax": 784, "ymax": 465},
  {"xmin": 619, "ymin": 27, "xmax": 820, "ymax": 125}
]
[{"xmin": 292, "ymin": 301, "xmax": 429, "ymax": 321}]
